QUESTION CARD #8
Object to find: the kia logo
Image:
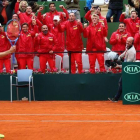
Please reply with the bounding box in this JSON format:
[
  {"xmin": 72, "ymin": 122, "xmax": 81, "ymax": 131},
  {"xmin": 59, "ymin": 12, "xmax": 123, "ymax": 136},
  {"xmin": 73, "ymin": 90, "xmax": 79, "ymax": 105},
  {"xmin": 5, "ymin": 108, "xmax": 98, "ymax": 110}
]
[
  {"xmin": 124, "ymin": 65, "xmax": 140, "ymax": 74},
  {"xmin": 124, "ymin": 92, "xmax": 140, "ymax": 102}
]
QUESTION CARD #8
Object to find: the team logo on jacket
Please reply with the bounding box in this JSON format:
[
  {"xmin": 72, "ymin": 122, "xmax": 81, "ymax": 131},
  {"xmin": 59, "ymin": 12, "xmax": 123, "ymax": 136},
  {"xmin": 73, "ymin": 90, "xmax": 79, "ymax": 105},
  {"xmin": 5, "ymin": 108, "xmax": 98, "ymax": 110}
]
[
  {"xmin": 136, "ymin": 23, "xmax": 139, "ymax": 27},
  {"xmin": 122, "ymin": 34, "xmax": 127, "ymax": 37},
  {"xmin": 1, "ymin": 35, "xmax": 5, "ymax": 38},
  {"xmin": 27, "ymin": 34, "xmax": 31, "ymax": 37},
  {"xmin": 98, "ymin": 27, "xmax": 101, "ymax": 31},
  {"xmin": 99, "ymin": 20, "xmax": 103, "ymax": 23},
  {"xmin": 49, "ymin": 37, "xmax": 53, "ymax": 41},
  {"xmin": 73, "ymin": 25, "xmax": 78, "ymax": 30}
]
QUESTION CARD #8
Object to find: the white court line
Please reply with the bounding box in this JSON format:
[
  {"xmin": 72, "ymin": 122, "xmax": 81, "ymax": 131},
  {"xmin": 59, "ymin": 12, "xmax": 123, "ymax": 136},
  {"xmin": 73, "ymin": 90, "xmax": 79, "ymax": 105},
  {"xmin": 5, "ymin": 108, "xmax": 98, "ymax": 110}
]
[
  {"xmin": 41, "ymin": 120, "xmax": 140, "ymax": 123},
  {"xmin": 0, "ymin": 120, "xmax": 32, "ymax": 122},
  {"xmin": 0, "ymin": 114, "xmax": 140, "ymax": 116},
  {"xmin": 0, "ymin": 120, "xmax": 140, "ymax": 123}
]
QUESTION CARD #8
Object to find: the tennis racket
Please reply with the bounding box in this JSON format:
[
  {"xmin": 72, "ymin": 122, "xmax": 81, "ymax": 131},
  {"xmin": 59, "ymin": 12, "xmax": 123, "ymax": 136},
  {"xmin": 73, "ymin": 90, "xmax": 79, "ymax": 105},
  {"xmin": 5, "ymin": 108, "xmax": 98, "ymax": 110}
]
[{"xmin": 5, "ymin": 19, "xmax": 21, "ymax": 64}]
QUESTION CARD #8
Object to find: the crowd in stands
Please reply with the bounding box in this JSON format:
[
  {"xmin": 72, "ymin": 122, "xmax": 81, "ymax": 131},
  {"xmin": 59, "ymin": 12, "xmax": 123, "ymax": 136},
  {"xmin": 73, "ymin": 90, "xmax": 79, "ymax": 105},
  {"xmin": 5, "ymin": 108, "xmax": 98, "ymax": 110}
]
[{"xmin": 0, "ymin": 0, "xmax": 140, "ymax": 74}]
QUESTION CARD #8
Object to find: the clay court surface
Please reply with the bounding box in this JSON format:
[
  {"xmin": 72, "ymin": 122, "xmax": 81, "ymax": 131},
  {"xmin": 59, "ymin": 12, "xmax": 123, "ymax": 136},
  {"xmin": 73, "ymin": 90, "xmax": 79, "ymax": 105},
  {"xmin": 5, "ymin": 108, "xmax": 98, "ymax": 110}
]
[{"xmin": 0, "ymin": 101, "xmax": 140, "ymax": 140}]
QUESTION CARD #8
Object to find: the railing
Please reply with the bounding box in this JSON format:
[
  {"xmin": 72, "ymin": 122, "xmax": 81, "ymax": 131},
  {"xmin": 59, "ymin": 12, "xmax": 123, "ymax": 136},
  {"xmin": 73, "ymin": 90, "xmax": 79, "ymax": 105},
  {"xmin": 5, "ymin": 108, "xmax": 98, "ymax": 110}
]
[{"xmin": 14, "ymin": 50, "xmax": 126, "ymax": 74}]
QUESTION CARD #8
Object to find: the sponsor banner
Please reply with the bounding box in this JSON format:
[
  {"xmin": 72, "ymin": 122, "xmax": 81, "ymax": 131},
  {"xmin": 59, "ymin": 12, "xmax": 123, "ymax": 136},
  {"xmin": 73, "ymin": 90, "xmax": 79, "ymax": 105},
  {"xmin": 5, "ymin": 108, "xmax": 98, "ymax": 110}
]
[{"xmin": 122, "ymin": 62, "xmax": 140, "ymax": 104}]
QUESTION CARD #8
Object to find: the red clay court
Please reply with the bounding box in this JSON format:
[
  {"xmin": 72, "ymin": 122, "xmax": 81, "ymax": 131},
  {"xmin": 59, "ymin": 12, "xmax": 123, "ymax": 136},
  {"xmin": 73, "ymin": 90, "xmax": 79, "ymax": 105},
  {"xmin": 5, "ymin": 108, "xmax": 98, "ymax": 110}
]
[{"xmin": 0, "ymin": 101, "xmax": 140, "ymax": 140}]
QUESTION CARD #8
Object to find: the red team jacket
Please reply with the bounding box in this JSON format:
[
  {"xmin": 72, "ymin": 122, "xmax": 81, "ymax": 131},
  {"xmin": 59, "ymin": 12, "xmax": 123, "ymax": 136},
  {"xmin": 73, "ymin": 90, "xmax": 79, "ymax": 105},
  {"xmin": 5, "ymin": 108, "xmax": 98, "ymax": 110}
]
[
  {"xmin": 110, "ymin": 30, "xmax": 131, "ymax": 52},
  {"xmin": 37, "ymin": 9, "xmax": 69, "ymax": 25},
  {"xmin": 18, "ymin": 12, "xmax": 33, "ymax": 25},
  {"xmin": 85, "ymin": 11, "xmax": 108, "ymax": 30},
  {"xmin": 83, "ymin": 23, "xmax": 107, "ymax": 51},
  {"xmin": 0, "ymin": 32, "xmax": 10, "ymax": 59},
  {"xmin": 119, "ymin": 14, "xmax": 139, "ymax": 37},
  {"xmin": 48, "ymin": 24, "xmax": 65, "ymax": 52},
  {"xmin": 134, "ymin": 32, "xmax": 140, "ymax": 59},
  {"xmin": 58, "ymin": 20, "xmax": 83, "ymax": 51},
  {"xmin": 35, "ymin": 32, "xmax": 58, "ymax": 55},
  {"xmin": 16, "ymin": 26, "xmax": 38, "ymax": 58}
]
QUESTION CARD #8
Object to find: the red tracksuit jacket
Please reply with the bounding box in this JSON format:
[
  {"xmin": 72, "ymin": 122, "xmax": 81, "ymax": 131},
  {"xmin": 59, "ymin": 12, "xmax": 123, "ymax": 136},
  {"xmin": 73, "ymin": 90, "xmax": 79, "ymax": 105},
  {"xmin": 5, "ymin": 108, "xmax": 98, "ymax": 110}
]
[
  {"xmin": 37, "ymin": 9, "xmax": 69, "ymax": 25},
  {"xmin": 110, "ymin": 30, "xmax": 131, "ymax": 52},
  {"xmin": 134, "ymin": 32, "xmax": 140, "ymax": 59},
  {"xmin": 16, "ymin": 26, "xmax": 38, "ymax": 58},
  {"xmin": 119, "ymin": 14, "xmax": 139, "ymax": 37},
  {"xmin": 28, "ymin": 19, "xmax": 43, "ymax": 32},
  {"xmin": 83, "ymin": 23, "xmax": 107, "ymax": 51},
  {"xmin": 35, "ymin": 32, "xmax": 58, "ymax": 54},
  {"xmin": 58, "ymin": 20, "xmax": 83, "ymax": 51},
  {"xmin": 85, "ymin": 11, "xmax": 108, "ymax": 31},
  {"xmin": 0, "ymin": 32, "xmax": 10, "ymax": 59},
  {"xmin": 48, "ymin": 24, "xmax": 65, "ymax": 52},
  {"xmin": 18, "ymin": 12, "xmax": 33, "ymax": 25}
]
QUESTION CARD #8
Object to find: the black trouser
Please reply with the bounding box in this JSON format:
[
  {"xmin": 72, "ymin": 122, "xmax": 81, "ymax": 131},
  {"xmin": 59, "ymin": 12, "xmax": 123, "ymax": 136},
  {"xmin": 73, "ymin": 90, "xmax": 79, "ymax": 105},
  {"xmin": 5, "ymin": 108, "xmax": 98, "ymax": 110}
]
[{"xmin": 114, "ymin": 76, "xmax": 122, "ymax": 100}]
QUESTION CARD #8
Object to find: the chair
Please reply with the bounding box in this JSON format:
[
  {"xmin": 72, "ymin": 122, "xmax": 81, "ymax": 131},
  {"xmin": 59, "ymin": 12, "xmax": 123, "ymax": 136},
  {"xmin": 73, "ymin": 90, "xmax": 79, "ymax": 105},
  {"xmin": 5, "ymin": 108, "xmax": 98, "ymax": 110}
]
[
  {"xmin": 10, "ymin": 69, "xmax": 35, "ymax": 102},
  {"xmin": 63, "ymin": 54, "xmax": 69, "ymax": 70},
  {"xmin": 33, "ymin": 56, "xmax": 40, "ymax": 69},
  {"xmin": 82, "ymin": 53, "xmax": 90, "ymax": 70}
]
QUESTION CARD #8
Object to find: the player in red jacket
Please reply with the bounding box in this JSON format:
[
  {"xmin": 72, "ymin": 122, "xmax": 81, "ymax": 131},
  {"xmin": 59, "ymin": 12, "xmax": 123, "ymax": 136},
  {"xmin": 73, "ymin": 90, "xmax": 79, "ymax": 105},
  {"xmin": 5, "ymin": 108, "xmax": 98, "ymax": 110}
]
[
  {"xmin": 16, "ymin": 23, "xmax": 38, "ymax": 69},
  {"xmin": 37, "ymin": 3, "xmax": 69, "ymax": 25},
  {"xmin": 119, "ymin": 10, "xmax": 139, "ymax": 37},
  {"xmin": 35, "ymin": 25, "xmax": 58, "ymax": 73},
  {"xmin": 17, "ymin": 6, "xmax": 33, "ymax": 25},
  {"xmin": 85, "ymin": 6, "xmax": 109, "ymax": 44},
  {"xmin": 85, "ymin": 6, "xmax": 108, "ymax": 30},
  {"xmin": 57, "ymin": 12, "xmax": 83, "ymax": 74},
  {"xmin": 134, "ymin": 28, "xmax": 140, "ymax": 60},
  {"xmin": 0, "ymin": 23, "xmax": 11, "ymax": 73},
  {"xmin": 48, "ymin": 16, "xmax": 65, "ymax": 71},
  {"xmin": 110, "ymin": 22, "xmax": 131, "ymax": 54},
  {"xmin": 83, "ymin": 14, "xmax": 107, "ymax": 74}
]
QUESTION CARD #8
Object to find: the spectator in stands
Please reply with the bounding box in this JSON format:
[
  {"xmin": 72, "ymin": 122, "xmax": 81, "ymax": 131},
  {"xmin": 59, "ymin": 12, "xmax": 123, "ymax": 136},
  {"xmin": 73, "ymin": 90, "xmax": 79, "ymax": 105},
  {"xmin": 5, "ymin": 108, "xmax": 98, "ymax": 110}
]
[
  {"xmin": 84, "ymin": 6, "xmax": 108, "ymax": 42},
  {"xmin": 16, "ymin": 23, "xmax": 38, "ymax": 70},
  {"xmin": 83, "ymin": 14, "xmax": 107, "ymax": 73},
  {"xmin": 57, "ymin": 12, "xmax": 83, "ymax": 74},
  {"xmin": 0, "ymin": 14, "xmax": 4, "ymax": 22},
  {"xmin": 15, "ymin": 0, "xmax": 28, "ymax": 13},
  {"xmin": 128, "ymin": 0, "xmax": 140, "ymax": 18},
  {"xmin": 37, "ymin": 3, "xmax": 68, "ymax": 25},
  {"xmin": 64, "ymin": 0, "xmax": 81, "ymax": 20},
  {"xmin": 28, "ymin": 1, "xmax": 40, "ymax": 13},
  {"xmin": 35, "ymin": 25, "xmax": 58, "ymax": 73},
  {"xmin": 0, "ymin": 23, "xmax": 11, "ymax": 73},
  {"xmin": 110, "ymin": 22, "xmax": 131, "ymax": 54},
  {"xmin": 134, "ymin": 26, "xmax": 140, "ymax": 60},
  {"xmin": 119, "ymin": 10, "xmax": 139, "ymax": 37},
  {"xmin": 0, "ymin": 0, "xmax": 16, "ymax": 24},
  {"xmin": 108, "ymin": 37, "xmax": 136, "ymax": 102},
  {"xmin": 106, "ymin": 0, "xmax": 123, "ymax": 22},
  {"xmin": 85, "ymin": 0, "xmax": 93, "ymax": 12}
]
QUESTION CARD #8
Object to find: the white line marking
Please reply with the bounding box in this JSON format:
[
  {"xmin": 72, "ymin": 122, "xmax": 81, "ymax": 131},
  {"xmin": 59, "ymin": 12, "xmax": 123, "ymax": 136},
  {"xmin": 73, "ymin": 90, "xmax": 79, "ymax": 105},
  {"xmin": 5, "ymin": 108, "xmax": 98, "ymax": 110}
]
[
  {"xmin": 0, "ymin": 120, "xmax": 32, "ymax": 122},
  {"xmin": 0, "ymin": 114, "xmax": 140, "ymax": 116},
  {"xmin": 0, "ymin": 120, "xmax": 140, "ymax": 123},
  {"xmin": 41, "ymin": 120, "xmax": 140, "ymax": 123}
]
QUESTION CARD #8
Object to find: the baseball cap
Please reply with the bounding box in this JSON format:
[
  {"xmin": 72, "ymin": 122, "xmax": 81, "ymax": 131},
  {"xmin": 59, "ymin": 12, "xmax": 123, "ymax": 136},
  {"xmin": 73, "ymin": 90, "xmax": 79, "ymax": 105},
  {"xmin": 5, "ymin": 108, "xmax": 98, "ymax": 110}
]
[{"xmin": 53, "ymin": 16, "xmax": 60, "ymax": 21}]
